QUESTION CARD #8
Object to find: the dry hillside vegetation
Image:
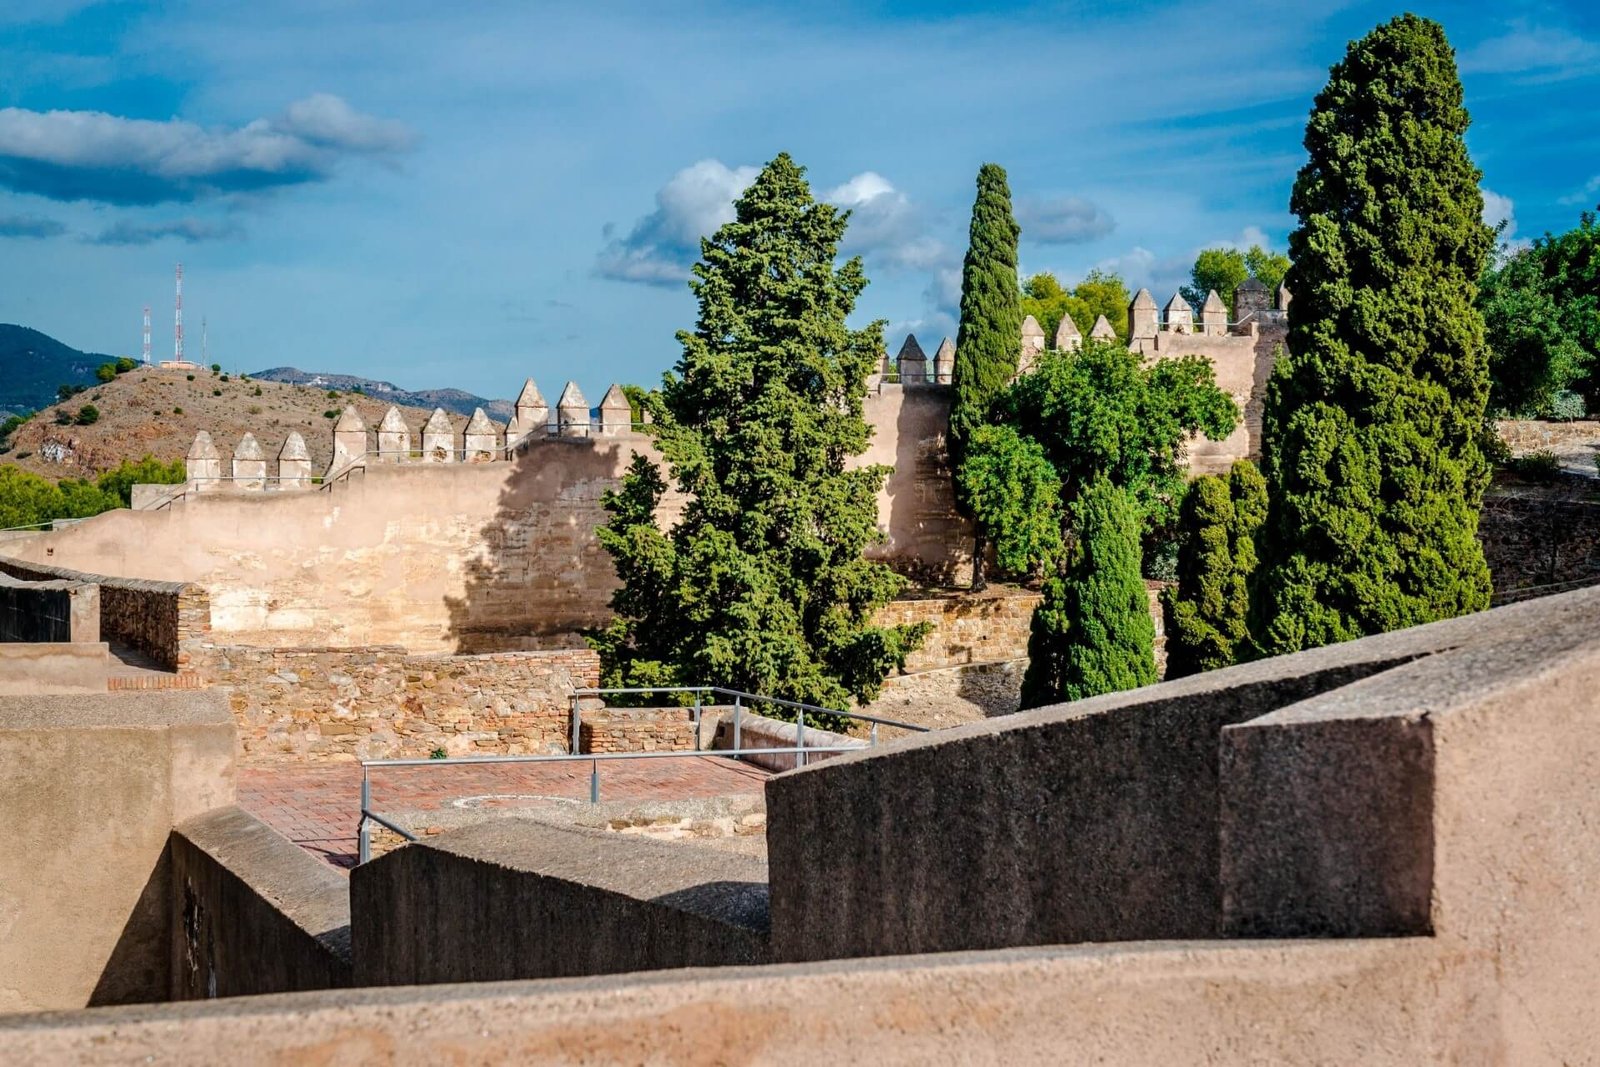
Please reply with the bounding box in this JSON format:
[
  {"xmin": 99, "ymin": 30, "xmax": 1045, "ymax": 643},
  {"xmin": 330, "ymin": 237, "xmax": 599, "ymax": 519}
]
[{"xmin": 3, "ymin": 366, "xmax": 472, "ymax": 478}]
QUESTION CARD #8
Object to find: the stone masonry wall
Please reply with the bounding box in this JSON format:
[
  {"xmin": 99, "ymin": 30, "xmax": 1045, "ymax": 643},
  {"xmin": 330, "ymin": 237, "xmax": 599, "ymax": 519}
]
[
  {"xmin": 207, "ymin": 645, "xmax": 599, "ymax": 764},
  {"xmin": 578, "ymin": 708, "xmax": 697, "ymax": 754},
  {"xmin": 0, "ymin": 556, "xmax": 208, "ymax": 672},
  {"xmin": 874, "ymin": 589, "xmax": 1040, "ymax": 671},
  {"xmin": 1480, "ymin": 492, "xmax": 1600, "ymax": 602}
]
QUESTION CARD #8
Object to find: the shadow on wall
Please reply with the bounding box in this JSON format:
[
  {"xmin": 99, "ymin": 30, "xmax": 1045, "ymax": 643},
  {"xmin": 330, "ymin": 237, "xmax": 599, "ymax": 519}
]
[
  {"xmin": 443, "ymin": 437, "xmax": 636, "ymax": 654},
  {"xmin": 874, "ymin": 386, "xmax": 973, "ymax": 587}
]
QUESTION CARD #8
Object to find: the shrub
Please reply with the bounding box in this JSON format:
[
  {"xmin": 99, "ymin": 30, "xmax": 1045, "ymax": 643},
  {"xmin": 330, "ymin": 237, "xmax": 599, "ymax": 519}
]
[
  {"xmin": 253, "ymin": 386, "xmax": 263, "ymax": 396},
  {"xmin": 323, "ymin": 409, "xmax": 338, "ymax": 419},
  {"xmin": 54, "ymin": 410, "xmax": 73, "ymax": 425},
  {"xmin": 114, "ymin": 357, "xmax": 137, "ymax": 374},
  {"xmin": 1509, "ymin": 449, "xmax": 1562, "ymax": 481},
  {"xmin": 210, "ymin": 363, "xmax": 221, "ymax": 375},
  {"xmin": 248, "ymin": 405, "xmax": 263, "ymax": 415},
  {"xmin": 173, "ymin": 406, "xmax": 184, "ymax": 415},
  {"xmin": 95, "ymin": 363, "xmax": 117, "ymax": 383},
  {"xmin": 186, "ymin": 374, "xmax": 195, "ymax": 381},
  {"xmin": 220, "ymin": 374, "xmax": 230, "ymax": 382},
  {"xmin": 74, "ymin": 404, "xmax": 99, "ymax": 426},
  {"xmin": 429, "ymin": 747, "xmax": 448, "ymax": 760},
  {"xmin": 212, "ymin": 389, "xmax": 222, "ymax": 397}
]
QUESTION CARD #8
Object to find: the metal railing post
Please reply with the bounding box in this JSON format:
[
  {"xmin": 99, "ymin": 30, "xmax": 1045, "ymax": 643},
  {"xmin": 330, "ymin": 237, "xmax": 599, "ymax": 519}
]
[
  {"xmin": 733, "ymin": 695, "xmax": 742, "ymax": 758},
  {"xmin": 590, "ymin": 759, "xmax": 600, "ymax": 804},
  {"xmin": 570, "ymin": 692, "xmax": 581, "ymax": 754},
  {"xmin": 358, "ymin": 771, "xmax": 371, "ymax": 865},
  {"xmin": 796, "ymin": 707, "xmax": 806, "ymax": 768},
  {"xmin": 693, "ymin": 689, "xmax": 702, "ymax": 752},
  {"xmin": 871, "ymin": 722, "xmax": 879, "ymax": 746}
]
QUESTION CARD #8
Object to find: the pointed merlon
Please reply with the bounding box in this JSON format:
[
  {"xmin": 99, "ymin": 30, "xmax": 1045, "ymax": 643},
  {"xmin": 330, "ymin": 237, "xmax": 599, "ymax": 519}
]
[
  {"xmin": 1201, "ymin": 290, "xmax": 1226, "ymax": 315},
  {"xmin": 464, "ymin": 407, "xmax": 496, "ymax": 435},
  {"xmin": 333, "ymin": 404, "xmax": 366, "ymax": 432},
  {"xmin": 515, "ymin": 378, "xmax": 546, "ymax": 408},
  {"xmin": 1277, "ymin": 283, "xmax": 1292, "ymax": 311},
  {"xmin": 422, "ymin": 408, "xmax": 453, "ymax": 436},
  {"xmin": 897, "ymin": 334, "xmax": 928, "ymax": 383},
  {"xmin": 233, "ymin": 432, "xmax": 263, "ymax": 460},
  {"xmin": 187, "ymin": 430, "xmax": 220, "ymax": 461},
  {"xmin": 1021, "ymin": 315, "xmax": 1045, "ymax": 339},
  {"xmin": 1090, "ymin": 314, "xmax": 1116, "ymax": 339},
  {"xmin": 1200, "ymin": 289, "xmax": 1228, "ymax": 335},
  {"xmin": 933, "ymin": 337, "xmax": 956, "ymax": 383},
  {"xmin": 1164, "ymin": 292, "xmax": 1193, "ymax": 330},
  {"xmin": 278, "ymin": 431, "xmax": 309, "ymax": 461},
  {"xmin": 897, "ymin": 333, "xmax": 928, "ymax": 362},
  {"xmin": 557, "ymin": 381, "xmax": 589, "ymax": 436},
  {"xmin": 1131, "ymin": 288, "xmax": 1157, "ymax": 309},
  {"xmin": 379, "ymin": 406, "xmax": 408, "ymax": 433},
  {"xmin": 598, "ymin": 384, "xmax": 632, "ymax": 435},
  {"xmin": 1053, "ymin": 314, "xmax": 1082, "ymax": 350},
  {"xmin": 1128, "ymin": 288, "xmax": 1159, "ymax": 341},
  {"xmin": 463, "ymin": 407, "xmax": 499, "ymax": 461}
]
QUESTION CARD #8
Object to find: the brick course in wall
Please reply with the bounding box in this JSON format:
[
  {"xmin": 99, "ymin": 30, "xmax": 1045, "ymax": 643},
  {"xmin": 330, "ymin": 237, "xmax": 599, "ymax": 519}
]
[
  {"xmin": 205, "ymin": 645, "xmax": 600, "ymax": 765},
  {"xmin": 578, "ymin": 707, "xmax": 697, "ymax": 754}
]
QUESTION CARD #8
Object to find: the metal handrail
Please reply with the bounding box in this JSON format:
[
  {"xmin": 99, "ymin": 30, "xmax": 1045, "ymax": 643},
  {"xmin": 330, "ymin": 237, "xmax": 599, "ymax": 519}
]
[{"xmin": 357, "ymin": 743, "xmax": 863, "ymax": 863}]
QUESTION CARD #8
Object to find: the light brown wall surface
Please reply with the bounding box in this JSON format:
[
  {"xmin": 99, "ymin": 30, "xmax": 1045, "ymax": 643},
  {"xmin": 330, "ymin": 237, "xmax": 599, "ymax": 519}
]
[
  {"xmin": 0, "ymin": 642, "xmax": 109, "ymax": 695},
  {"xmin": 0, "ymin": 691, "xmax": 234, "ymax": 1013},
  {"xmin": 857, "ymin": 384, "xmax": 973, "ymax": 584}
]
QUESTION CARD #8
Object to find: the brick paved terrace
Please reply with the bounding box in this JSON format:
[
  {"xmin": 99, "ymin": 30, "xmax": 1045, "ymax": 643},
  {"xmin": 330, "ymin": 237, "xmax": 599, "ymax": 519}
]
[{"xmin": 239, "ymin": 756, "xmax": 772, "ymax": 869}]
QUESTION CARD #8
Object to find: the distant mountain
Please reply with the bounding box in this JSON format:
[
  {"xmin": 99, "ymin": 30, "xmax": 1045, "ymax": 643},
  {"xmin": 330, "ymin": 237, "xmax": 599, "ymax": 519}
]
[
  {"xmin": 0, "ymin": 324, "xmax": 118, "ymax": 415},
  {"xmin": 251, "ymin": 367, "xmax": 514, "ymax": 421}
]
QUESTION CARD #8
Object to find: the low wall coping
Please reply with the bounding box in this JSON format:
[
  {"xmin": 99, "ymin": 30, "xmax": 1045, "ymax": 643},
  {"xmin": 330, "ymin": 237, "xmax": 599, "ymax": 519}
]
[{"xmin": 0, "ymin": 554, "xmax": 199, "ymax": 596}]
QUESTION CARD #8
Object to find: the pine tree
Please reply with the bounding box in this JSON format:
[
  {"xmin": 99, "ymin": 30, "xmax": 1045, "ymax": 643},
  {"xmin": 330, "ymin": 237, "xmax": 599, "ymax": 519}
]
[
  {"xmin": 1252, "ymin": 14, "xmax": 1495, "ymax": 655},
  {"xmin": 589, "ymin": 154, "xmax": 928, "ymax": 715},
  {"xmin": 1163, "ymin": 459, "xmax": 1267, "ymax": 678},
  {"xmin": 949, "ymin": 163, "xmax": 1022, "ymax": 590},
  {"xmin": 1020, "ymin": 477, "xmax": 1156, "ymax": 708}
]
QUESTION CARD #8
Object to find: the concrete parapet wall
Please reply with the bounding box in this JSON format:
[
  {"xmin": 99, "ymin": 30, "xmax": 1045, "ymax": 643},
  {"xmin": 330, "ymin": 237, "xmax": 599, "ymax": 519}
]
[
  {"xmin": 0, "ymin": 641, "xmax": 109, "ymax": 695},
  {"xmin": 711, "ymin": 710, "xmax": 862, "ymax": 772},
  {"xmin": 169, "ymin": 806, "xmax": 352, "ymax": 999},
  {"xmin": 0, "ymin": 556, "xmax": 206, "ymax": 671},
  {"xmin": 0, "ymin": 690, "xmax": 235, "ymax": 1012},
  {"xmin": 208, "ymin": 644, "xmax": 599, "ymax": 764},
  {"xmin": 350, "ymin": 820, "xmax": 768, "ymax": 986}
]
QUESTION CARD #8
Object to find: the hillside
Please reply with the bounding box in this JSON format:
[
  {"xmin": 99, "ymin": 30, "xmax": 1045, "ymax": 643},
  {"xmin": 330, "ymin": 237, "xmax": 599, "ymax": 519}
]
[
  {"xmin": 251, "ymin": 367, "xmax": 514, "ymax": 421},
  {"xmin": 0, "ymin": 324, "xmax": 117, "ymax": 415},
  {"xmin": 0, "ymin": 364, "xmax": 477, "ymax": 479}
]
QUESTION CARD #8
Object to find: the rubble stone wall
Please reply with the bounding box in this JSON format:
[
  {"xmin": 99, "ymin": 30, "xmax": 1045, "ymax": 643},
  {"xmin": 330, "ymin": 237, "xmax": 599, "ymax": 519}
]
[{"xmin": 207, "ymin": 644, "xmax": 599, "ymax": 764}]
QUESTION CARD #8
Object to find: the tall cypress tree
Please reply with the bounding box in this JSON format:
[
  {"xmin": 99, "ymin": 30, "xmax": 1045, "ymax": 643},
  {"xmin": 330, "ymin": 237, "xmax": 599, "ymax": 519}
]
[
  {"xmin": 1163, "ymin": 459, "xmax": 1267, "ymax": 678},
  {"xmin": 1252, "ymin": 14, "xmax": 1494, "ymax": 655},
  {"xmin": 949, "ymin": 163, "xmax": 1022, "ymax": 590},
  {"xmin": 589, "ymin": 154, "xmax": 928, "ymax": 713},
  {"xmin": 1020, "ymin": 477, "xmax": 1156, "ymax": 709}
]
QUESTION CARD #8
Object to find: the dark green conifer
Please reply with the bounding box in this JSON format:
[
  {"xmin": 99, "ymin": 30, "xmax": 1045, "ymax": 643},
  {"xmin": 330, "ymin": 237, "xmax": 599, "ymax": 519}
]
[
  {"xmin": 1020, "ymin": 477, "xmax": 1156, "ymax": 708},
  {"xmin": 950, "ymin": 163, "xmax": 1022, "ymax": 589},
  {"xmin": 1163, "ymin": 459, "xmax": 1267, "ymax": 678},
  {"xmin": 589, "ymin": 154, "xmax": 927, "ymax": 714},
  {"xmin": 1252, "ymin": 14, "xmax": 1495, "ymax": 655}
]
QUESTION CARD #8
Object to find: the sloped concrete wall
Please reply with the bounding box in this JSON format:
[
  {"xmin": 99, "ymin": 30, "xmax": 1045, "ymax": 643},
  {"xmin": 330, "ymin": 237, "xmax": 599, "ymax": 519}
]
[
  {"xmin": 351, "ymin": 820, "xmax": 768, "ymax": 986},
  {"xmin": 169, "ymin": 806, "xmax": 351, "ymax": 999},
  {"xmin": 0, "ymin": 691, "xmax": 234, "ymax": 1012}
]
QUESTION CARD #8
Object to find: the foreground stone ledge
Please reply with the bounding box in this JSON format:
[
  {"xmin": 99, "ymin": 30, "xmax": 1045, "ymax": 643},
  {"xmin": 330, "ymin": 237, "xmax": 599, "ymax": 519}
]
[
  {"xmin": 351, "ymin": 820, "xmax": 769, "ymax": 987},
  {"xmin": 0, "ymin": 938, "xmax": 1519, "ymax": 1064}
]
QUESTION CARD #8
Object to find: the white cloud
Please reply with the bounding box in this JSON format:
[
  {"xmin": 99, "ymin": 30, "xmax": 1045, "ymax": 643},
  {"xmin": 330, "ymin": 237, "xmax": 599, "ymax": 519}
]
[
  {"xmin": 1016, "ymin": 195, "xmax": 1116, "ymax": 244},
  {"xmin": 1460, "ymin": 21, "xmax": 1600, "ymax": 80},
  {"xmin": 1559, "ymin": 175, "xmax": 1600, "ymax": 207},
  {"xmin": 1482, "ymin": 187, "xmax": 1531, "ymax": 253},
  {"xmin": 826, "ymin": 171, "xmax": 947, "ymax": 271},
  {"xmin": 595, "ymin": 159, "xmax": 758, "ymax": 286},
  {"xmin": 0, "ymin": 94, "xmax": 413, "ymax": 205}
]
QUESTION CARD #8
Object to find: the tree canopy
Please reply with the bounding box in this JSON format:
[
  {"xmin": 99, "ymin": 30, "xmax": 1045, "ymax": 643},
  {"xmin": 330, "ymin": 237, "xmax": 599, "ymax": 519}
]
[
  {"xmin": 1252, "ymin": 13, "xmax": 1494, "ymax": 656},
  {"xmin": 949, "ymin": 163, "xmax": 1022, "ymax": 471},
  {"xmin": 1162, "ymin": 459, "xmax": 1267, "ymax": 678},
  {"xmin": 1179, "ymin": 246, "xmax": 1291, "ymax": 314},
  {"xmin": 1480, "ymin": 207, "xmax": 1600, "ymax": 417},
  {"xmin": 0, "ymin": 455, "xmax": 184, "ymax": 531},
  {"xmin": 588, "ymin": 153, "xmax": 927, "ymax": 714},
  {"xmin": 1021, "ymin": 269, "xmax": 1131, "ymax": 343}
]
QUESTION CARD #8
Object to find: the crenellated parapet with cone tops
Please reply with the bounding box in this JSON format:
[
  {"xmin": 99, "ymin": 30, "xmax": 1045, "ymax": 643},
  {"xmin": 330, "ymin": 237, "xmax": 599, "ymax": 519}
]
[{"xmin": 176, "ymin": 378, "xmax": 647, "ymax": 492}]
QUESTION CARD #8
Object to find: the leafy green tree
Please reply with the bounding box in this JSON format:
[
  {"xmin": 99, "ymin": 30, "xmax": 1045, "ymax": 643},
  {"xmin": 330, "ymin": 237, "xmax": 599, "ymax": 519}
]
[
  {"xmin": 1252, "ymin": 14, "xmax": 1495, "ymax": 656},
  {"xmin": 94, "ymin": 363, "xmax": 116, "ymax": 383},
  {"xmin": 996, "ymin": 339, "xmax": 1238, "ymax": 541},
  {"xmin": 1020, "ymin": 269, "xmax": 1132, "ymax": 345},
  {"xmin": 95, "ymin": 455, "xmax": 186, "ymax": 507},
  {"xmin": 1181, "ymin": 246, "xmax": 1291, "ymax": 314},
  {"xmin": 1162, "ymin": 459, "xmax": 1267, "ymax": 678},
  {"xmin": 1245, "ymin": 245, "xmax": 1291, "ymax": 294},
  {"xmin": 955, "ymin": 423, "xmax": 1061, "ymax": 576},
  {"xmin": 1020, "ymin": 477, "xmax": 1156, "ymax": 708},
  {"xmin": 589, "ymin": 153, "xmax": 928, "ymax": 716},
  {"xmin": 1181, "ymin": 249, "xmax": 1249, "ymax": 316},
  {"xmin": 949, "ymin": 163, "xmax": 1022, "ymax": 590},
  {"xmin": 0, "ymin": 466, "xmax": 64, "ymax": 529},
  {"xmin": 1479, "ymin": 208, "xmax": 1599, "ymax": 416},
  {"xmin": 114, "ymin": 357, "xmax": 137, "ymax": 374}
]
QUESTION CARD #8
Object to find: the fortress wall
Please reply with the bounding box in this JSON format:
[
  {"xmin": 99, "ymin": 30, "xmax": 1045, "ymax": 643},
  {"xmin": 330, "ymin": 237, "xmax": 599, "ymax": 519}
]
[
  {"xmin": 1141, "ymin": 325, "xmax": 1284, "ymax": 478},
  {"xmin": 858, "ymin": 384, "xmax": 974, "ymax": 584}
]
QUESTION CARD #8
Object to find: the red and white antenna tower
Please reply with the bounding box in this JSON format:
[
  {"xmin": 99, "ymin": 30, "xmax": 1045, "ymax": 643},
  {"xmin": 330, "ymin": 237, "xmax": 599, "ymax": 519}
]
[
  {"xmin": 173, "ymin": 262, "xmax": 185, "ymax": 363},
  {"xmin": 142, "ymin": 306, "xmax": 151, "ymax": 365}
]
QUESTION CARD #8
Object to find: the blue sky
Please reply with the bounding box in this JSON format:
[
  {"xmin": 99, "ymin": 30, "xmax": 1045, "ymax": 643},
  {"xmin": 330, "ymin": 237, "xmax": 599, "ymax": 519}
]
[{"xmin": 0, "ymin": 1, "xmax": 1596, "ymax": 403}]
